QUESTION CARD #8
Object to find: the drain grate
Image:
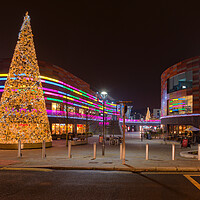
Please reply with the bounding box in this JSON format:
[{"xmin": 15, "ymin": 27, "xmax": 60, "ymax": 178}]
[
  {"xmin": 89, "ymin": 162, "xmax": 99, "ymax": 164},
  {"xmin": 103, "ymin": 162, "xmax": 113, "ymax": 164}
]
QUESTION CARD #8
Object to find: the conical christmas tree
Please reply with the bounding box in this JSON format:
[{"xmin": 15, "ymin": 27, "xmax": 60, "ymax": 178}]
[
  {"xmin": 145, "ymin": 107, "xmax": 151, "ymax": 121},
  {"xmin": 0, "ymin": 12, "xmax": 52, "ymax": 148}
]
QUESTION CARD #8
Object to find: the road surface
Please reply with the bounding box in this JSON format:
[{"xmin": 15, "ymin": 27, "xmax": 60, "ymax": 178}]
[{"xmin": 0, "ymin": 169, "xmax": 200, "ymax": 200}]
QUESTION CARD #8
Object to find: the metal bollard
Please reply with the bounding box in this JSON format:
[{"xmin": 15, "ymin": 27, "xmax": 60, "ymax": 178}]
[
  {"xmin": 146, "ymin": 143, "xmax": 149, "ymax": 160},
  {"xmin": 122, "ymin": 144, "xmax": 126, "ymax": 164},
  {"xmin": 18, "ymin": 139, "xmax": 22, "ymax": 158},
  {"xmin": 93, "ymin": 142, "xmax": 96, "ymax": 159},
  {"xmin": 42, "ymin": 140, "xmax": 46, "ymax": 159},
  {"xmin": 68, "ymin": 141, "xmax": 72, "ymax": 158},
  {"xmin": 172, "ymin": 144, "xmax": 175, "ymax": 161},
  {"xmin": 120, "ymin": 143, "xmax": 122, "ymax": 160},
  {"xmin": 198, "ymin": 144, "xmax": 200, "ymax": 161}
]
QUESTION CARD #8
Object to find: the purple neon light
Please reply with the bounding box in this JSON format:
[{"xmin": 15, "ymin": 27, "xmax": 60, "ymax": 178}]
[
  {"xmin": 42, "ymin": 88, "xmax": 117, "ymax": 113},
  {"xmin": 42, "ymin": 87, "xmax": 58, "ymax": 93},
  {"xmin": 0, "ymin": 75, "xmax": 117, "ymax": 109},
  {"xmin": 0, "ymin": 77, "xmax": 118, "ymax": 113},
  {"xmin": 121, "ymin": 118, "xmax": 161, "ymax": 123},
  {"xmin": 46, "ymin": 110, "xmax": 112, "ymax": 121},
  {"xmin": 172, "ymin": 105, "xmax": 185, "ymax": 108},
  {"xmin": 42, "ymin": 79, "xmax": 115, "ymax": 108}
]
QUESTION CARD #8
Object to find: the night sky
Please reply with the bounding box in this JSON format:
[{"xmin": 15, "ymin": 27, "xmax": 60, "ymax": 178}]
[{"xmin": 1, "ymin": 1, "xmax": 200, "ymax": 114}]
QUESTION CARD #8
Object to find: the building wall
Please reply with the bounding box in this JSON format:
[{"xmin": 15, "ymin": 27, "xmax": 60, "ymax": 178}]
[{"xmin": 161, "ymin": 56, "xmax": 200, "ymax": 135}]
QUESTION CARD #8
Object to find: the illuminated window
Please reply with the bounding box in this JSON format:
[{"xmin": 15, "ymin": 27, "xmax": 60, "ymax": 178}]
[
  {"xmin": 168, "ymin": 95, "xmax": 193, "ymax": 115},
  {"xmin": 167, "ymin": 71, "xmax": 192, "ymax": 93},
  {"xmin": 52, "ymin": 123, "xmax": 60, "ymax": 135},
  {"xmin": 67, "ymin": 124, "xmax": 74, "ymax": 133},
  {"xmin": 52, "ymin": 103, "xmax": 60, "ymax": 111},
  {"xmin": 52, "ymin": 123, "xmax": 67, "ymax": 135},
  {"xmin": 56, "ymin": 124, "xmax": 60, "ymax": 135},
  {"xmin": 68, "ymin": 106, "xmax": 75, "ymax": 113},
  {"xmin": 64, "ymin": 105, "xmax": 67, "ymax": 111},
  {"xmin": 52, "ymin": 124, "xmax": 56, "ymax": 134},
  {"xmin": 77, "ymin": 124, "xmax": 86, "ymax": 133},
  {"xmin": 79, "ymin": 108, "xmax": 84, "ymax": 114},
  {"xmin": 52, "ymin": 103, "xmax": 57, "ymax": 111}
]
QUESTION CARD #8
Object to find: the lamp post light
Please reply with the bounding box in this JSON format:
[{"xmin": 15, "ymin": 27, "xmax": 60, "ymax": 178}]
[
  {"xmin": 116, "ymin": 101, "xmax": 132, "ymax": 164},
  {"xmin": 101, "ymin": 91, "xmax": 108, "ymax": 156}
]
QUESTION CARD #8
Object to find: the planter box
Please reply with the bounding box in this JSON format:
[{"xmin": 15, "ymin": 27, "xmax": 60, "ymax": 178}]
[{"xmin": 71, "ymin": 140, "xmax": 87, "ymax": 146}]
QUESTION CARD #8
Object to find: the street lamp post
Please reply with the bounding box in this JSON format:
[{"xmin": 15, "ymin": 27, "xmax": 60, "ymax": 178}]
[
  {"xmin": 116, "ymin": 101, "xmax": 132, "ymax": 164},
  {"xmin": 101, "ymin": 91, "xmax": 108, "ymax": 156}
]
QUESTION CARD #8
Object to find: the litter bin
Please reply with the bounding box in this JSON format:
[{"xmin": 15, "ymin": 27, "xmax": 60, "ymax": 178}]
[
  {"xmin": 99, "ymin": 135, "xmax": 103, "ymax": 143},
  {"xmin": 181, "ymin": 138, "xmax": 188, "ymax": 148}
]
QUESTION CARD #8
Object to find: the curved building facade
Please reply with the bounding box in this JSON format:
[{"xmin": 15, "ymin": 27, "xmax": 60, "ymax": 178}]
[
  {"xmin": 161, "ymin": 56, "xmax": 200, "ymax": 138},
  {"xmin": 0, "ymin": 58, "xmax": 118, "ymax": 138}
]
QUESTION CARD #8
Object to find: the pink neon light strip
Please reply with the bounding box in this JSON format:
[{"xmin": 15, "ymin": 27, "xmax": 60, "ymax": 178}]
[{"xmin": 42, "ymin": 87, "xmax": 117, "ymax": 113}]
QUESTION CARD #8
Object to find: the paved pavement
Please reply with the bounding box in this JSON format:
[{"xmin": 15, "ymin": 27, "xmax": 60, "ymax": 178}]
[{"xmin": 0, "ymin": 132, "xmax": 200, "ymax": 172}]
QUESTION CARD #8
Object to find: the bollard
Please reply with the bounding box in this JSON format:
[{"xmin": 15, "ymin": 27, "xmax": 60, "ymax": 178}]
[
  {"xmin": 120, "ymin": 143, "xmax": 122, "ymax": 160},
  {"xmin": 172, "ymin": 144, "xmax": 175, "ymax": 161},
  {"xmin": 42, "ymin": 140, "xmax": 46, "ymax": 159},
  {"xmin": 68, "ymin": 141, "xmax": 71, "ymax": 158},
  {"xmin": 18, "ymin": 139, "xmax": 22, "ymax": 158},
  {"xmin": 122, "ymin": 144, "xmax": 126, "ymax": 164},
  {"xmin": 198, "ymin": 144, "xmax": 200, "ymax": 161},
  {"xmin": 146, "ymin": 143, "xmax": 149, "ymax": 160},
  {"xmin": 93, "ymin": 142, "xmax": 96, "ymax": 159}
]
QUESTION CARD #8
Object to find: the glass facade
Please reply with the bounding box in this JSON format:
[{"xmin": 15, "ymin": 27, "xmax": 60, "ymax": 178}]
[
  {"xmin": 68, "ymin": 106, "xmax": 75, "ymax": 113},
  {"xmin": 68, "ymin": 124, "xmax": 74, "ymax": 133},
  {"xmin": 77, "ymin": 124, "xmax": 86, "ymax": 133},
  {"xmin": 52, "ymin": 123, "xmax": 74, "ymax": 134},
  {"xmin": 79, "ymin": 108, "xmax": 84, "ymax": 114},
  {"xmin": 168, "ymin": 95, "xmax": 193, "ymax": 115},
  {"xmin": 168, "ymin": 124, "xmax": 193, "ymax": 138},
  {"xmin": 52, "ymin": 103, "xmax": 61, "ymax": 111},
  {"xmin": 167, "ymin": 71, "xmax": 192, "ymax": 93}
]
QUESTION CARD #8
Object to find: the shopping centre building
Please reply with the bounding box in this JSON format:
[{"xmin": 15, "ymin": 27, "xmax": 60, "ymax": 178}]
[
  {"xmin": 161, "ymin": 56, "xmax": 200, "ymax": 138},
  {"xmin": 0, "ymin": 58, "xmax": 119, "ymax": 139}
]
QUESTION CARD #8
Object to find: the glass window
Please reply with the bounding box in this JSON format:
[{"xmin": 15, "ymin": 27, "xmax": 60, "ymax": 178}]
[
  {"xmin": 79, "ymin": 108, "xmax": 84, "ymax": 114},
  {"xmin": 168, "ymin": 95, "xmax": 193, "ymax": 115},
  {"xmin": 52, "ymin": 103, "xmax": 57, "ymax": 111},
  {"xmin": 67, "ymin": 124, "xmax": 74, "ymax": 133},
  {"xmin": 167, "ymin": 71, "xmax": 193, "ymax": 93},
  {"xmin": 56, "ymin": 124, "xmax": 60, "ymax": 135},
  {"xmin": 64, "ymin": 105, "xmax": 67, "ymax": 112},
  {"xmin": 77, "ymin": 124, "xmax": 86, "ymax": 133},
  {"xmin": 52, "ymin": 123, "xmax": 56, "ymax": 134},
  {"xmin": 52, "ymin": 123, "xmax": 68, "ymax": 135},
  {"xmin": 60, "ymin": 124, "xmax": 66, "ymax": 134},
  {"xmin": 68, "ymin": 106, "xmax": 75, "ymax": 113},
  {"xmin": 56, "ymin": 103, "xmax": 60, "ymax": 111},
  {"xmin": 52, "ymin": 103, "xmax": 60, "ymax": 111}
]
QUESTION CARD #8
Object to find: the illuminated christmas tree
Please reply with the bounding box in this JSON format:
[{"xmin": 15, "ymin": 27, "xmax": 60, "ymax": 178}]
[
  {"xmin": 0, "ymin": 12, "xmax": 52, "ymax": 148},
  {"xmin": 145, "ymin": 107, "xmax": 151, "ymax": 121}
]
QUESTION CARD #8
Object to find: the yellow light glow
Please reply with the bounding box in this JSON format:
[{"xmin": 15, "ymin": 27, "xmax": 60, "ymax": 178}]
[
  {"xmin": 0, "ymin": 74, "xmax": 8, "ymax": 77},
  {"xmin": 82, "ymin": 106, "xmax": 89, "ymax": 109},
  {"xmin": 40, "ymin": 75, "xmax": 59, "ymax": 83},
  {"xmin": 0, "ymin": 13, "xmax": 51, "ymax": 145}
]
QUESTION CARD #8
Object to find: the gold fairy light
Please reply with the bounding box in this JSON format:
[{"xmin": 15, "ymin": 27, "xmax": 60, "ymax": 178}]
[{"xmin": 0, "ymin": 12, "xmax": 52, "ymax": 148}]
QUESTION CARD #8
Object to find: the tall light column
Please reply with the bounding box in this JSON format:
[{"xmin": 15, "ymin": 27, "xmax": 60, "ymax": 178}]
[
  {"xmin": 101, "ymin": 91, "xmax": 108, "ymax": 156},
  {"xmin": 116, "ymin": 101, "xmax": 132, "ymax": 164}
]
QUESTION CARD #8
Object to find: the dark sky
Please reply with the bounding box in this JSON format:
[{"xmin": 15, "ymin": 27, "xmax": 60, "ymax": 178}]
[{"xmin": 1, "ymin": 1, "xmax": 200, "ymax": 113}]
